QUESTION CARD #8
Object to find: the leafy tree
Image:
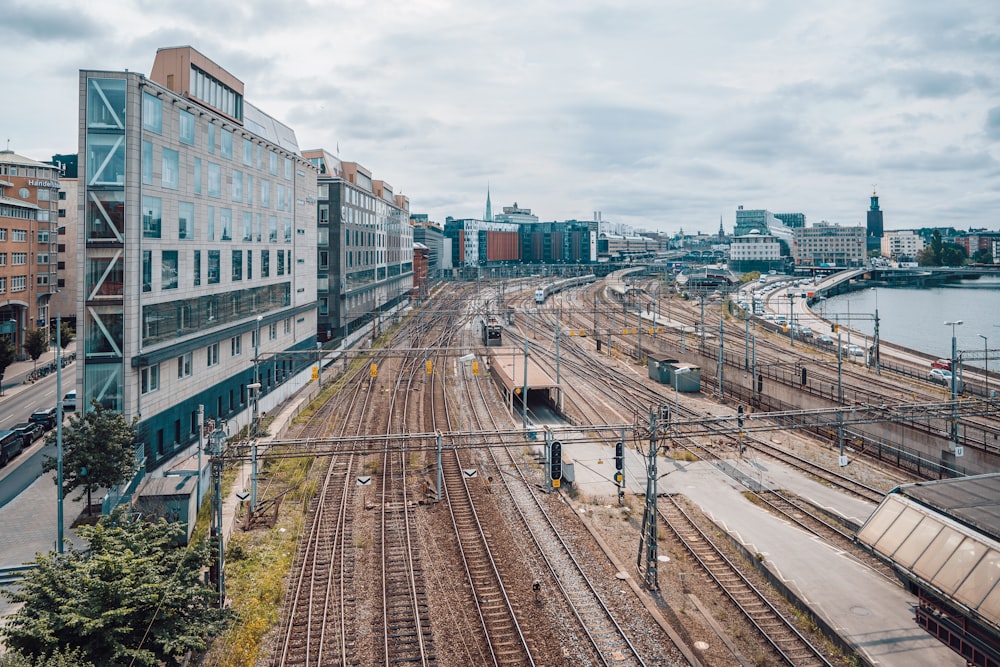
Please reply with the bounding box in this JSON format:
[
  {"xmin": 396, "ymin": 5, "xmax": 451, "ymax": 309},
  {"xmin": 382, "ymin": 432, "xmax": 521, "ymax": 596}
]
[
  {"xmin": 23, "ymin": 326, "xmax": 49, "ymax": 371},
  {"xmin": 58, "ymin": 321, "xmax": 75, "ymax": 349},
  {"xmin": 42, "ymin": 401, "xmax": 139, "ymax": 515},
  {"xmin": 0, "ymin": 647, "xmax": 95, "ymax": 667},
  {"xmin": 916, "ymin": 246, "xmax": 937, "ymax": 266},
  {"xmin": 0, "ymin": 338, "xmax": 15, "ymax": 396},
  {"xmin": 1, "ymin": 508, "xmax": 230, "ymax": 667},
  {"xmin": 973, "ymin": 248, "xmax": 994, "ymax": 264},
  {"xmin": 940, "ymin": 243, "xmax": 967, "ymax": 267}
]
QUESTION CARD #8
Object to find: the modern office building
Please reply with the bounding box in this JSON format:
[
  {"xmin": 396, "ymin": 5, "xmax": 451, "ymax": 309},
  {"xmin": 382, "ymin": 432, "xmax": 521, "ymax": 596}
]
[
  {"xmin": 881, "ymin": 230, "xmax": 925, "ymax": 262},
  {"xmin": 48, "ymin": 154, "xmax": 79, "ymax": 328},
  {"xmin": 792, "ymin": 222, "xmax": 866, "ymax": 267},
  {"xmin": 79, "ymin": 46, "xmax": 318, "ymax": 470},
  {"xmin": 494, "ymin": 202, "xmax": 538, "ymax": 225},
  {"xmin": 728, "ymin": 230, "xmax": 783, "ymax": 273},
  {"xmin": 866, "ymin": 189, "xmax": 884, "ymax": 253},
  {"xmin": 775, "ymin": 212, "xmax": 806, "ymax": 228},
  {"xmin": 443, "ymin": 218, "xmax": 520, "ymax": 267},
  {"xmin": 0, "ymin": 150, "xmax": 61, "ymax": 353},
  {"xmin": 302, "ymin": 149, "xmax": 412, "ymax": 342},
  {"xmin": 411, "ymin": 218, "xmax": 446, "ymax": 278},
  {"xmin": 520, "ymin": 220, "xmax": 597, "ymax": 264}
]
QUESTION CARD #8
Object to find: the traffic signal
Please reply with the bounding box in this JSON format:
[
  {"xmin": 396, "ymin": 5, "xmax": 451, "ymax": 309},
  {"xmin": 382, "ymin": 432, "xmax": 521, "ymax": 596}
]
[
  {"xmin": 425, "ymin": 359, "xmax": 433, "ymax": 374},
  {"xmin": 737, "ymin": 405, "xmax": 744, "ymax": 429},
  {"xmin": 471, "ymin": 361, "xmax": 480, "ymax": 375},
  {"xmin": 550, "ymin": 441, "xmax": 562, "ymax": 481},
  {"xmin": 831, "ymin": 323, "xmax": 838, "ymax": 333},
  {"xmin": 614, "ymin": 441, "xmax": 624, "ymax": 470},
  {"xmin": 782, "ymin": 323, "xmax": 788, "ymax": 333}
]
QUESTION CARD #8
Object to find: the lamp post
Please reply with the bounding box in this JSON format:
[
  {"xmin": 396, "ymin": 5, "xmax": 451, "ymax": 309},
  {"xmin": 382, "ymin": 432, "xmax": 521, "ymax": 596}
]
[
  {"xmin": 945, "ymin": 320, "xmax": 963, "ymax": 452},
  {"xmin": 979, "ymin": 334, "xmax": 989, "ymax": 399}
]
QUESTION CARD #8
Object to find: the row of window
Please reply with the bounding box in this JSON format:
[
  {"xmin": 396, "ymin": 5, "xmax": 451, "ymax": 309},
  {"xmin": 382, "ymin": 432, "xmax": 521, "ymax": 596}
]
[
  {"xmin": 0, "ymin": 276, "xmax": 27, "ymax": 292},
  {"xmin": 141, "ymin": 319, "xmax": 292, "ymax": 395},
  {"xmin": 141, "ymin": 195, "xmax": 293, "ymax": 243},
  {"xmin": 0, "ymin": 253, "xmax": 49, "ymax": 265},
  {"xmin": 0, "ymin": 229, "xmax": 30, "ymax": 242},
  {"xmin": 141, "ymin": 247, "xmax": 292, "ymax": 292}
]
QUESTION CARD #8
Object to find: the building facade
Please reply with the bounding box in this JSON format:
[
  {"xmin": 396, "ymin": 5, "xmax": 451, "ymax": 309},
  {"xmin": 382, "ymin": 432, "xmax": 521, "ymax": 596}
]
[
  {"xmin": 49, "ymin": 154, "xmax": 79, "ymax": 328},
  {"xmin": 792, "ymin": 222, "xmax": 866, "ymax": 267},
  {"xmin": 411, "ymin": 219, "xmax": 445, "ymax": 278},
  {"xmin": 443, "ymin": 218, "xmax": 520, "ymax": 267},
  {"xmin": 728, "ymin": 231, "xmax": 783, "ymax": 273},
  {"xmin": 881, "ymin": 230, "xmax": 925, "ymax": 261},
  {"xmin": 302, "ymin": 150, "xmax": 412, "ymax": 342},
  {"xmin": 520, "ymin": 220, "xmax": 597, "ymax": 264},
  {"xmin": 0, "ymin": 151, "xmax": 61, "ymax": 354},
  {"xmin": 494, "ymin": 202, "xmax": 538, "ymax": 225},
  {"xmin": 79, "ymin": 47, "xmax": 318, "ymax": 469}
]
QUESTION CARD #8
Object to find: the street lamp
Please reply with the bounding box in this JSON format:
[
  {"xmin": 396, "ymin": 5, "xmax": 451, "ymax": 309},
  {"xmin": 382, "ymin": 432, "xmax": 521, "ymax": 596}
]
[
  {"xmin": 979, "ymin": 333, "xmax": 988, "ymax": 399},
  {"xmin": 247, "ymin": 382, "xmax": 261, "ymax": 513},
  {"xmin": 945, "ymin": 320, "xmax": 963, "ymax": 452}
]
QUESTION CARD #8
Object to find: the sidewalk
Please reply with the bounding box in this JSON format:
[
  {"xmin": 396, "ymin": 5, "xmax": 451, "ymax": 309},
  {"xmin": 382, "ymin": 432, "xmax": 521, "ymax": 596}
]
[{"xmin": 0, "ymin": 342, "xmax": 77, "ymax": 403}]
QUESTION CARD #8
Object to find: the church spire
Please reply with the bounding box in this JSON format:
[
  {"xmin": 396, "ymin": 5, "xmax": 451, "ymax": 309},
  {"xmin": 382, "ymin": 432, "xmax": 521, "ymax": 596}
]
[{"xmin": 485, "ymin": 185, "xmax": 493, "ymax": 222}]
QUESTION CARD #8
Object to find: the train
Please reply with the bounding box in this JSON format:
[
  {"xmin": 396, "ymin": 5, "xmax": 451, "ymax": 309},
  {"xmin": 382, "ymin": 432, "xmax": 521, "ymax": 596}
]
[
  {"xmin": 480, "ymin": 315, "xmax": 503, "ymax": 347},
  {"xmin": 534, "ymin": 274, "xmax": 597, "ymax": 304}
]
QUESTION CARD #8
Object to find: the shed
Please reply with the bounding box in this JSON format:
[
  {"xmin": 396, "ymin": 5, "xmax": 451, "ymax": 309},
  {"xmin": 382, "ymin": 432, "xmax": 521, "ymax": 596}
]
[
  {"xmin": 133, "ymin": 474, "xmax": 198, "ymax": 545},
  {"xmin": 647, "ymin": 355, "xmax": 701, "ymax": 392}
]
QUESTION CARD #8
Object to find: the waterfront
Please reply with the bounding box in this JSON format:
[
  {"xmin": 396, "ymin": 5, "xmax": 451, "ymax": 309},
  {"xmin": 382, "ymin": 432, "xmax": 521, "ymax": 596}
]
[{"xmin": 819, "ymin": 277, "xmax": 1000, "ymax": 366}]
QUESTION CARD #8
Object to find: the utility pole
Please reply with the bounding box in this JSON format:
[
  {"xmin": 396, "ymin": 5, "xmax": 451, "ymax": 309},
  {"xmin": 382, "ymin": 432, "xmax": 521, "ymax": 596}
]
[
  {"xmin": 717, "ymin": 317, "xmax": 724, "ymax": 397},
  {"xmin": 837, "ymin": 331, "xmax": 846, "ymax": 467},
  {"xmin": 55, "ymin": 315, "xmax": 64, "ymax": 554},
  {"xmin": 210, "ymin": 423, "xmax": 228, "ymax": 607},
  {"xmin": 637, "ymin": 407, "xmax": 661, "ymax": 590}
]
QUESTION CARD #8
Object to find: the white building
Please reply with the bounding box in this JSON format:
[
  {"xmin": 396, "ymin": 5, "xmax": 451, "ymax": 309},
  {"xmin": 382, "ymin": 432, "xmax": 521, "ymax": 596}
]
[{"xmin": 881, "ymin": 230, "xmax": 925, "ymax": 260}]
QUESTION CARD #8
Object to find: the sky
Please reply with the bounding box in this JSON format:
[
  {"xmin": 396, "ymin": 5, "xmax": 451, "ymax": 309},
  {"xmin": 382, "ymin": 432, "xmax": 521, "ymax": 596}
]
[{"xmin": 2, "ymin": 0, "xmax": 998, "ymax": 235}]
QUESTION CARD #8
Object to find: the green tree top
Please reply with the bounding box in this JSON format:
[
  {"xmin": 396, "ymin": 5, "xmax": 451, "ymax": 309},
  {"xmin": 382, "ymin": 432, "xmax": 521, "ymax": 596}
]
[
  {"xmin": 58, "ymin": 321, "xmax": 75, "ymax": 349},
  {"xmin": 42, "ymin": 401, "xmax": 140, "ymax": 514},
  {"xmin": 0, "ymin": 338, "xmax": 15, "ymax": 387},
  {"xmin": 1, "ymin": 508, "xmax": 230, "ymax": 666},
  {"xmin": 23, "ymin": 327, "xmax": 49, "ymax": 364}
]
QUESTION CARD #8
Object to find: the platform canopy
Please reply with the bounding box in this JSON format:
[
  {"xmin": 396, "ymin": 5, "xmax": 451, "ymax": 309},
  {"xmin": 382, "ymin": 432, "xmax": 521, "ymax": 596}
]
[{"xmin": 489, "ymin": 350, "xmax": 559, "ymax": 393}]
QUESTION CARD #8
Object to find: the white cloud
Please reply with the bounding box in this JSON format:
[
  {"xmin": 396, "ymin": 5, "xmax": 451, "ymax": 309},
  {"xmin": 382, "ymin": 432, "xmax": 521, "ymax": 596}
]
[{"xmin": 2, "ymin": 0, "xmax": 998, "ymax": 233}]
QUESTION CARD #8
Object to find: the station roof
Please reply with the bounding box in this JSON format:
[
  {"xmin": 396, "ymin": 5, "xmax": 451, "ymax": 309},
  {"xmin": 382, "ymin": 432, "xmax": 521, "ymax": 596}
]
[
  {"xmin": 489, "ymin": 349, "xmax": 558, "ymax": 392},
  {"xmin": 857, "ymin": 474, "xmax": 1000, "ymax": 634}
]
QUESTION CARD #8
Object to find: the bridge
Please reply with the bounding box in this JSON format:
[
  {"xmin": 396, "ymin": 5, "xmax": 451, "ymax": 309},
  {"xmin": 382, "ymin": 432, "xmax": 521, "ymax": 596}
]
[{"xmin": 812, "ymin": 266, "xmax": 998, "ymax": 300}]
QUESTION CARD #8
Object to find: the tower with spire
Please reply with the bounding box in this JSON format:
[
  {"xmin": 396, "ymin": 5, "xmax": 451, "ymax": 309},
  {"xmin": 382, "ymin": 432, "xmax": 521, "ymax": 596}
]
[
  {"xmin": 866, "ymin": 185, "xmax": 883, "ymax": 253},
  {"xmin": 718, "ymin": 215, "xmax": 725, "ymax": 240},
  {"xmin": 485, "ymin": 185, "xmax": 493, "ymax": 222}
]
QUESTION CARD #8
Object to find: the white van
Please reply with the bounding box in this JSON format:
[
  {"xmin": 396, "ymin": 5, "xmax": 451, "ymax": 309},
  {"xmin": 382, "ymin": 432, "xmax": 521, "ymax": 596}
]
[{"xmin": 62, "ymin": 390, "xmax": 77, "ymax": 411}]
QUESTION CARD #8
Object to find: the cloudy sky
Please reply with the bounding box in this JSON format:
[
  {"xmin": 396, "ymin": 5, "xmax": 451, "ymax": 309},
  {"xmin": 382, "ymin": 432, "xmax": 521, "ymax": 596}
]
[{"xmin": 3, "ymin": 0, "xmax": 998, "ymax": 234}]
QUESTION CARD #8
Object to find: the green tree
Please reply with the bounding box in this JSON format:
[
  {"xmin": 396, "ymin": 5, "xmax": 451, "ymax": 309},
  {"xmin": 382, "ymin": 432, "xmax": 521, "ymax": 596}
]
[
  {"xmin": 0, "ymin": 647, "xmax": 95, "ymax": 667},
  {"xmin": 23, "ymin": 326, "xmax": 49, "ymax": 372},
  {"xmin": 973, "ymin": 248, "xmax": 993, "ymax": 264},
  {"xmin": 42, "ymin": 401, "xmax": 139, "ymax": 515},
  {"xmin": 58, "ymin": 321, "xmax": 75, "ymax": 349},
  {"xmin": 0, "ymin": 338, "xmax": 15, "ymax": 396},
  {"xmin": 940, "ymin": 243, "xmax": 967, "ymax": 267},
  {"xmin": 1, "ymin": 508, "xmax": 230, "ymax": 667}
]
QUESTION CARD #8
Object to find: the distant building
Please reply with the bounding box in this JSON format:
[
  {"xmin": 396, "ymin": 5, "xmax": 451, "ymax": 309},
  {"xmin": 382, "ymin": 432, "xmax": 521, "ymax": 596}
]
[
  {"xmin": 597, "ymin": 232, "xmax": 656, "ymax": 261},
  {"xmin": 0, "ymin": 150, "xmax": 61, "ymax": 352},
  {"xmin": 48, "ymin": 154, "xmax": 78, "ymax": 328},
  {"xmin": 302, "ymin": 149, "xmax": 412, "ymax": 342},
  {"xmin": 520, "ymin": 220, "xmax": 597, "ymax": 264},
  {"xmin": 494, "ymin": 202, "xmax": 538, "ymax": 225},
  {"xmin": 78, "ymin": 46, "xmax": 318, "ymax": 470},
  {"xmin": 734, "ymin": 206, "xmax": 794, "ymax": 257},
  {"xmin": 412, "ymin": 243, "xmax": 428, "ymax": 299},
  {"xmin": 866, "ymin": 189, "xmax": 884, "ymax": 253},
  {"xmin": 793, "ymin": 222, "xmax": 866, "ymax": 267},
  {"xmin": 443, "ymin": 218, "xmax": 520, "ymax": 267},
  {"xmin": 881, "ymin": 230, "xmax": 925, "ymax": 262},
  {"xmin": 411, "ymin": 220, "xmax": 445, "ymax": 277},
  {"xmin": 775, "ymin": 212, "xmax": 806, "ymax": 228},
  {"xmin": 728, "ymin": 231, "xmax": 783, "ymax": 273}
]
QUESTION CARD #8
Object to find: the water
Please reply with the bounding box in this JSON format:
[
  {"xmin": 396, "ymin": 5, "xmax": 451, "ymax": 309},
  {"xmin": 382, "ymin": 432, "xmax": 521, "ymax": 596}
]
[{"xmin": 818, "ymin": 277, "xmax": 1000, "ymax": 367}]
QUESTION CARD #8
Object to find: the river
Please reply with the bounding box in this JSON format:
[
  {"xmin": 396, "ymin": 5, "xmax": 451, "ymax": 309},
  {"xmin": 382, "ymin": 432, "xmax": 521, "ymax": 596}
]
[{"xmin": 818, "ymin": 276, "xmax": 1000, "ymax": 367}]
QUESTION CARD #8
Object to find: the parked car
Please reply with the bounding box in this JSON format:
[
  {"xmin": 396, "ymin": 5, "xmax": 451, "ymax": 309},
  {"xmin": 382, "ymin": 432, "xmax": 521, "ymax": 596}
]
[
  {"xmin": 931, "ymin": 359, "xmax": 952, "ymax": 371},
  {"xmin": 0, "ymin": 429, "xmax": 24, "ymax": 467},
  {"xmin": 62, "ymin": 390, "xmax": 77, "ymax": 411},
  {"xmin": 29, "ymin": 407, "xmax": 58, "ymax": 430},
  {"xmin": 11, "ymin": 422, "xmax": 43, "ymax": 448}
]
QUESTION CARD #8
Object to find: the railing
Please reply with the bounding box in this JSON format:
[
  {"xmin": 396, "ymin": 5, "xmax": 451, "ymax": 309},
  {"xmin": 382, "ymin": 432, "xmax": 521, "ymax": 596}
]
[{"xmin": 0, "ymin": 564, "xmax": 37, "ymax": 587}]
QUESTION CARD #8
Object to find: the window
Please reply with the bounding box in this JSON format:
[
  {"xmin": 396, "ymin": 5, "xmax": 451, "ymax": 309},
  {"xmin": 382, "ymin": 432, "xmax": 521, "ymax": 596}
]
[
  {"xmin": 319, "ymin": 251, "xmax": 329, "ymax": 269},
  {"xmin": 142, "ymin": 92, "xmax": 162, "ymax": 133},
  {"xmin": 220, "ymin": 208, "xmax": 232, "ymax": 241},
  {"xmin": 37, "ymin": 253, "xmax": 49, "ymax": 264},
  {"xmin": 277, "ymin": 249, "xmax": 285, "ymax": 275},
  {"xmin": 208, "ymin": 122, "xmax": 216, "ymax": 154},
  {"xmin": 162, "ymin": 148, "xmax": 179, "ymax": 189},
  {"xmin": 268, "ymin": 215, "xmax": 277, "ymax": 242},
  {"xmin": 246, "ymin": 174, "xmax": 253, "ymax": 206},
  {"xmin": 37, "ymin": 275, "xmax": 49, "ymax": 286},
  {"xmin": 231, "ymin": 335, "xmax": 242, "ymax": 356},
  {"xmin": 242, "ymin": 211, "xmax": 253, "ymax": 241},
  {"xmin": 207, "ymin": 343, "xmax": 219, "ymax": 367},
  {"xmin": 284, "ymin": 318, "xmax": 291, "ymax": 334},
  {"xmin": 142, "ymin": 250, "xmax": 152, "ymax": 292},
  {"xmin": 0, "ymin": 253, "xmax": 5, "ymax": 265},
  {"xmin": 284, "ymin": 156, "xmax": 292, "ymax": 179},
  {"xmin": 269, "ymin": 322, "xmax": 277, "ymax": 340},
  {"xmin": 207, "ymin": 206, "xmax": 215, "ymax": 241},
  {"xmin": 207, "ymin": 250, "xmax": 220, "ymax": 284},
  {"xmin": 178, "ymin": 202, "xmax": 194, "ymax": 240},
  {"xmin": 11, "ymin": 276, "xmax": 25, "ymax": 292},
  {"xmin": 0, "ymin": 277, "xmax": 5, "ymax": 293},
  {"xmin": 261, "ymin": 250, "xmax": 270, "ymax": 277},
  {"xmin": 208, "ymin": 163, "xmax": 221, "ymax": 197},
  {"xmin": 247, "ymin": 249, "xmax": 253, "ymax": 279},
  {"xmin": 177, "ymin": 352, "xmax": 192, "ymax": 378},
  {"xmin": 142, "ymin": 140, "xmax": 153, "ymax": 185},
  {"xmin": 319, "ymin": 204, "xmax": 329, "ymax": 223},
  {"xmin": 162, "ymin": 250, "xmax": 178, "ymax": 289},
  {"xmin": 242, "ymin": 138, "xmax": 253, "ymax": 165},
  {"xmin": 12, "ymin": 229, "xmax": 27, "ymax": 242},
  {"xmin": 269, "ymin": 151, "xmax": 278, "ymax": 175},
  {"xmin": 179, "ymin": 109, "xmax": 195, "ymax": 145},
  {"xmin": 221, "ymin": 128, "xmax": 233, "ymax": 159},
  {"xmin": 283, "ymin": 218, "xmax": 291, "ymax": 243},
  {"xmin": 12, "ymin": 252, "xmax": 27, "ymax": 265},
  {"xmin": 38, "ymin": 230, "xmax": 49, "ymax": 244},
  {"xmin": 232, "ymin": 170, "xmax": 243, "ymax": 201},
  {"xmin": 141, "ymin": 364, "xmax": 160, "ymax": 394},
  {"xmin": 193, "ymin": 157, "xmax": 202, "ymax": 195},
  {"xmin": 142, "ymin": 196, "xmax": 162, "ymax": 238},
  {"xmin": 193, "ymin": 249, "xmax": 201, "ymax": 286},
  {"xmin": 261, "ymin": 179, "xmax": 270, "ymax": 208},
  {"xmin": 232, "ymin": 249, "xmax": 243, "ymax": 281}
]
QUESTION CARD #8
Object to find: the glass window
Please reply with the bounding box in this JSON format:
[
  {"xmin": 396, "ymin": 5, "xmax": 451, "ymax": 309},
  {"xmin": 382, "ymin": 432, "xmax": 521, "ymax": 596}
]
[
  {"xmin": 207, "ymin": 343, "xmax": 219, "ymax": 367},
  {"xmin": 141, "ymin": 364, "xmax": 160, "ymax": 394},
  {"xmin": 179, "ymin": 109, "xmax": 195, "ymax": 145},
  {"xmin": 193, "ymin": 157, "xmax": 202, "ymax": 195},
  {"xmin": 208, "ymin": 162, "xmax": 221, "ymax": 197},
  {"xmin": 162, "ymin": 148, "xmax": 179, "ymax": 189},
  {"xmin": 162, "ymin": 250, "xmax": 178, "ymax": 289},
  {"xmin": 142, "ymin": 250, "xmax": 152, "ymax": 292},
  {"xmin": 178, "ymin": 202, "xmax": 194, "ymax": 240},
  {"xmin": 262, "ymin": 250, "xmax": 270, "ymax": 277},
  {"xmin": 232, "ymin": 249, "xmax": 243, "ymax": 281},
  {"xmin": 284, "ymin": 156, "xmax": 292, "ymax": 180},
  {"xmin": 261, "ymin": 179, "xmax": 270, "ymax": 208},
  {"xmin": 208, "ymin": 122, "xmax": 216, "ymax": 154},
  {"xmin": 142, "ymin": 92, "xmax": 162, "ymax": 133},
  {"xmin": 268, "ymin": 215, "xmax": 277, "ymax": 242},
  {"xmin": 277, "ymin": 249, "xmax": 285, "ymax": 276},
  {"xmin": 247, "ymin": 249, "xmax": 253, "ymax": 280},
  {"xmin": 221, "ymin": 128, "xmax": 233, "ymax": 158},
  {"xmin": 207, "ymin": 206, "xmax": 215, "ymax": 241},
  {"xmin": 177, "ymin": 352, "xmax": 192, "ymax": 378},
  {"xmin": 207, "ymin": 250, "xmax": 220, "ymax": 284},
  {"xmin": 193, "ymin": 249, "xmax": 201, "ymax": 286},
  {"xmin": 142, "ymin": 196, "xmax": 162, "ymax": 238},
  {"xmin": 232, "ymin": 169, "xmax": 243, "ymax": 201},
  {"xmin": 242, "ymin": 138, "xmax": 253, "ymax": 165},
  {"xmin": 141, "ymin": 140, "xmax": 153, "ymax": 185},
  {"xmin": 283, "ymin": 218, "xmax": 291, "ymax": 243},
  {"xmin": 242, "ymin": 211, "xmax": 253, "ymax": 242},
  {"xmin": 231, "ymin": 335, "xmax": 242, "ymax": 356},
  {"xmin": 246, "ymin": 174, "xmax": 253, "ymax": 206},
  {"xmin": 269, "ymin": 151, "xmax": 278, "ymax": 175},
  {"xmin": 221, "ymin": 208, "xmax": 232, "ymax": 241}
]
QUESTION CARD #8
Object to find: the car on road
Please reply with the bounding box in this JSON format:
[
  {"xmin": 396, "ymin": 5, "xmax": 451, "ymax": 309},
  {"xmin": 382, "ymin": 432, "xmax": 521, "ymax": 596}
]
[
  {"xmin": 844, "ymin": 344, "xmax": 864, "ymax": 357},
  {"xmin": 931, "ymin": 359, "xmax": 952, "ymax": 371},
  {"xmin": 929, "ymin": 368, "xmax": 953, "ymax": 385},
  {"xmin": 11, "ymin": 422, "xmax": 43, "ymax": 448},
  {"xmin": 817, "ymin": 334, "xmax": 833, "ymax": 345},
  {"xmin": 29, "ymin": 407, "xmax": 58, "ymax": 430},
  {"xmin": 62, "ymin": 390, "xmax": 77, "ymax": 411},
  {"xmin": 0, "ymin": 429, "xmax": 25, "ymax": 467}
]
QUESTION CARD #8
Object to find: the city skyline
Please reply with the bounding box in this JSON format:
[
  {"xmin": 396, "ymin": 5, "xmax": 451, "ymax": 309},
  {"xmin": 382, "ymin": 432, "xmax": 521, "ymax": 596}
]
[{"xmin": 2, "ymin": 0, "xmax": 997, "ymax": 234}]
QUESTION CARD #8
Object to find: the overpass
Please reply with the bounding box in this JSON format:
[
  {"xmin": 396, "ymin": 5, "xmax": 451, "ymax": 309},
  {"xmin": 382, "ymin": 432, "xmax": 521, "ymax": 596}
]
[{"xmin": 812, "ymin": 266, "xmax": 998, "ymax": 301}]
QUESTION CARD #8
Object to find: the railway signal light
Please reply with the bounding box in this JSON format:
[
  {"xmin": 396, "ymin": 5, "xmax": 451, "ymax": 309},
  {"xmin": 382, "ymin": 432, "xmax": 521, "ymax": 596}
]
[
  {"xmin": 737, "ymin": 405, "xmax": 744, "ymax": 429},
  {"xmin": 614, "ymin": 471, "xmax": 624, "ymax": 485},
  {"xmin": 614, "ymin": 441, "xmax": 624, "ymax": 470},
  {"xmin": 425, "ymin": 360, "xmax": 433, "ymax": 374},
  {"xmin": 550, "ymin": 440, "xmax": 562, "ymax": 481},
  {"xmin": 831, "ymin": 323, "xmax": 838, "ymax": 333},
  {"xmin": 370, "ymin": 363, "xmax": 378, "ymax": 378},
  {"xmin": 471, "ymin": 360, "xmax": 480, "ymax": 375}
]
